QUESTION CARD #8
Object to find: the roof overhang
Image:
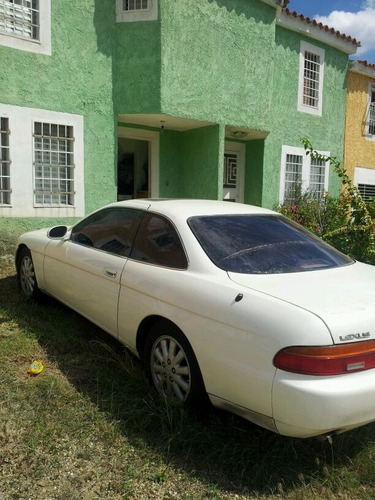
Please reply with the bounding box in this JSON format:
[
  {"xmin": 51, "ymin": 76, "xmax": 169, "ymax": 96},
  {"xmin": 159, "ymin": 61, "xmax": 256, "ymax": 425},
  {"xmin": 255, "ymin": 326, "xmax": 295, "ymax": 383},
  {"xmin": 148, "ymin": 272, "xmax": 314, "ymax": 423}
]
[
  {"xmin": 259, "ymin": 0, "xmax": 284, "ymax": 8},
  {"xmin": 350, "ymin": 61, "xmax": 375, "ymax": 79},
  {"xmin": 277, "ymin": 10, "xmax": 359, "ymax": 55}
]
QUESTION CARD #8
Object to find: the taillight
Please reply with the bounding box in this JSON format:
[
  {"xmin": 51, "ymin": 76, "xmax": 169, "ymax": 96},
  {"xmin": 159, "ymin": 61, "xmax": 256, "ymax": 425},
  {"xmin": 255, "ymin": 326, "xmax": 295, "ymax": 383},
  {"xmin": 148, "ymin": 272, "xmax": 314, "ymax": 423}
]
[{"xmin": 274, "ymin": 341, "xmax": 375, "ymax": 376}]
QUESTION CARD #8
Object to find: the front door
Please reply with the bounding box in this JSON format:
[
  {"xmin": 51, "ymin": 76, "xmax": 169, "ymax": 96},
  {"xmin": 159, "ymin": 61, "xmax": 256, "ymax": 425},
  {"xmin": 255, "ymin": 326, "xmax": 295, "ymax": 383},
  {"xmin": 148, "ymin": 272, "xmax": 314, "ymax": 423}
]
[{"xmin": 223, "ymin": 142, "xmax": 245, "ymax": 202}]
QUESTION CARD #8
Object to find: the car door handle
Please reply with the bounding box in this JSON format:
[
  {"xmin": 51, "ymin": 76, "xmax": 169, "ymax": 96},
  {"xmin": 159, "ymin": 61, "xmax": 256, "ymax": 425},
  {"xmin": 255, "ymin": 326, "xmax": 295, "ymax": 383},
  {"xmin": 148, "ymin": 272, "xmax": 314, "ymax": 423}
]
[{"xmin": 104, "ymin": 268, "xmax": 117, "ymax": 278}]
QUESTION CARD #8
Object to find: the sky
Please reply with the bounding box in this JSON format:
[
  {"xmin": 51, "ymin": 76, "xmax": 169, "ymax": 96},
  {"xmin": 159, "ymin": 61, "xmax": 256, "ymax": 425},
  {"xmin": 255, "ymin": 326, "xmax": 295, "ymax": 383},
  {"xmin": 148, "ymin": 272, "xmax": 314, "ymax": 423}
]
[{"xmin": 287, "ymin": 0, "xmax": 375, "ymax": 62}]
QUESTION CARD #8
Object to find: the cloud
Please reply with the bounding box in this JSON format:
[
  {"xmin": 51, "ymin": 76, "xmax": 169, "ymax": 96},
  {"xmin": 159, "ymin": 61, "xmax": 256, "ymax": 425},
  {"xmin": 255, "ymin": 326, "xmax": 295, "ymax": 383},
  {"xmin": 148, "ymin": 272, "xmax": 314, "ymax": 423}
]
[{"xmin": 315, "ymin": 5, "xmax": 375, "ymax": 57}]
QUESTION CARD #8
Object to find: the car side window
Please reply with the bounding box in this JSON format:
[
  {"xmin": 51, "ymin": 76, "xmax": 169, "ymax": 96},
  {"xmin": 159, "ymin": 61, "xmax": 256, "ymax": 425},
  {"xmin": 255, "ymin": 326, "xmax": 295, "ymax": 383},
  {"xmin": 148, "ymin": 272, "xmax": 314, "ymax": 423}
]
[
  {"xmin": 131, "ymin": 213, "xmax": 188, "ymax": 269},
  {"xmin": 71, "ymin": 208, "xmax": 143, "ymax": 257}
]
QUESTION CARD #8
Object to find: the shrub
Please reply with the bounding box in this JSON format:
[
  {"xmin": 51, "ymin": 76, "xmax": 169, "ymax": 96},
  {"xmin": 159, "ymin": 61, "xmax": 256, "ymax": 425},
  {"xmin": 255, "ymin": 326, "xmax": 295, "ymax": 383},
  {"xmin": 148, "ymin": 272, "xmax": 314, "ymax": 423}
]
[{"xmin": 276, "ymin": 139, "xmax": 375, "ymax": 265}]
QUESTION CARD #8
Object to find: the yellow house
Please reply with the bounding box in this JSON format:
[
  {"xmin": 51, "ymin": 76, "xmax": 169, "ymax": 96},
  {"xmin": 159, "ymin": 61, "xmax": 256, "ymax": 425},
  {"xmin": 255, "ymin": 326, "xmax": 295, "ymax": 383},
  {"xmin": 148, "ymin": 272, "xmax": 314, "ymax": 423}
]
[{"xmin": 344, "ymin": 60, "xmax": 375, "ymax": 199}]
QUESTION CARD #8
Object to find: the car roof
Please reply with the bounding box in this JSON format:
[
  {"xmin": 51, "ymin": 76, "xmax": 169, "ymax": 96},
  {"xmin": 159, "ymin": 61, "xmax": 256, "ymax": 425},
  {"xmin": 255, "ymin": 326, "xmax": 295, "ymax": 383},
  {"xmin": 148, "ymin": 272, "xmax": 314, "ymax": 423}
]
[{"xmin": 109, "ymin": 198, "xmax": 275, "ymax": 219}]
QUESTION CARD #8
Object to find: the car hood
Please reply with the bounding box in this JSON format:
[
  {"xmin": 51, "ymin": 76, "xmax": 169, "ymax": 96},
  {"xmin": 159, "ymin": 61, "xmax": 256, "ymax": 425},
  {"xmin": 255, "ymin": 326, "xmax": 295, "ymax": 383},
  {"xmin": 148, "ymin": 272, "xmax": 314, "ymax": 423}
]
[{"xmin": 228, "ymin": 261, "xmax": 375, "ymax": 344}]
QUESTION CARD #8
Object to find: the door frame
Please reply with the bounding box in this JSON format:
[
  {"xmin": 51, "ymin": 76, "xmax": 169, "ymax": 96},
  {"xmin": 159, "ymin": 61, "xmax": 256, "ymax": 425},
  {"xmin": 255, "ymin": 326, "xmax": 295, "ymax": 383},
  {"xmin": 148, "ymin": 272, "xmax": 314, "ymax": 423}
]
[
  {"xmin": 224, "ymin": 140, "xmax": 245, "ymax": 203},
  {"xmin": 118, "ymin": 126, "xmax": 160, "ymax": 198}
]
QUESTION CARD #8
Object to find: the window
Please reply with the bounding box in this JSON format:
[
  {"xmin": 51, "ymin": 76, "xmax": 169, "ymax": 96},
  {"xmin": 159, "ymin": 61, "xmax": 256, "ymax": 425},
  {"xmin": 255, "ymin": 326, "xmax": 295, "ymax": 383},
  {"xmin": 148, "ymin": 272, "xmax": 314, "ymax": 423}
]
[
  {"xmin": 366, "ymin": 83, "xmax": 375, "ymax": 139},
  {"xmin": 71, "ymin": 208, "xmax": 143, "ymax": 256},
  {"xmin": 131, "ymin": 213, "xmax": 188, "ymax": 269},
  {"xmin": 0, "ymin": 0, "xmax": 50, "ymax": 54},
  {"xmin": 354, "ymin": 167, "xmax": 375, "ymax": 202},
  {"xmin": 358, "ymin": 184, "xmax": 375, "ymax": 202},
  {"xmin": 188, "ymin": 215, "xmax": 352, "ymax": 274},
  {"xmin": 298, "ymin": 42, "xmax": 325, "ymax": 116},
  {"xmin": 279, "ymin": 146, "xmax": 329, "ymax": 202},
  {"xmin": 0, "ymin": 0, "xmax": 39, "ymax": 40},
  {"xmin": 116, "ymin": 0, "xmax": 157, "ymax": 22},
  {"xmin": 33, "ymin": 122, "xmax": 75, "ymax": 206},
  {"xmin": 123, "ymin": 0, "xmax": 149, "ymax": 11},
  {"xmin": 0, "ymin": 117, "xmax": 10, "ymax": 206},
  {"xmin": 0, "ymin": 103, "xmax": 84, "ymax": 218}
]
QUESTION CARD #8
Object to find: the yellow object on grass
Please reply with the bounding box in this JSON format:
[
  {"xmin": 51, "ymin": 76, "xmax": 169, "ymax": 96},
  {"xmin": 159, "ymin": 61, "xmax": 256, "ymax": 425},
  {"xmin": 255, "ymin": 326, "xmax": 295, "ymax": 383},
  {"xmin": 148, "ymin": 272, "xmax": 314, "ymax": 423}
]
[{"xmin": 27, "ymin": 360, "xmax": 44, "ymax": 375}]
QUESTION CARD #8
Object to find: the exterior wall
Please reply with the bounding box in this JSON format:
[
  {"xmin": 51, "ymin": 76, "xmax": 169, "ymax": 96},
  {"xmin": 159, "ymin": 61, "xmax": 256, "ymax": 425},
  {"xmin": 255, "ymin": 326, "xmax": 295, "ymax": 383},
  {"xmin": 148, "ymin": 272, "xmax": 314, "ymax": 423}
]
[
  {"xmin": 0, "ymin": 0, "xmax": 117, "ymax": 228},
  {"xmin": 0, "ymin": 0, "xmax": 354, "ymax": 236},
  {"xmin": 159, "ymin": 0, "xmax": 276, "ymax": 129},
  {"xmin": 245, "ymin": 139, "xmax": 265, "ymax": 206},
  {"xmin": 261, "ymin": 26, "xmax": 349, "ymax": 208},
  {"xmin": 114, "ymin": 13, "xmax": 161, "ymax": 114},
  {"xmin": 160, "ymin": 125, "xmax": 223, "ymax": 199},
  {"xmin": 344, "ymin": 71, "xmax": 375, "ymax": 181}
]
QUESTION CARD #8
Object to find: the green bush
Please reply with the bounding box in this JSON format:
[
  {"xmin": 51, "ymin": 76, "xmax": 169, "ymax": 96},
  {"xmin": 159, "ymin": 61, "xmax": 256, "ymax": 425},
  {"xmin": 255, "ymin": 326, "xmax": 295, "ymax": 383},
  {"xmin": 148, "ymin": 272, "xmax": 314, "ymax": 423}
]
[{"xmin": 276, "ymin": 139, "xmax": 375, "ymax": 265}]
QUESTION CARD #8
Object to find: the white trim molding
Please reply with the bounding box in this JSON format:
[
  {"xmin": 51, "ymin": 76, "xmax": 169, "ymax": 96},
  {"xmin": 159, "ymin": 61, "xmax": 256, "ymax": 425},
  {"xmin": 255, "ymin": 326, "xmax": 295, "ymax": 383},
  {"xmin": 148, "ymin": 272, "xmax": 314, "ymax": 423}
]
[
  {"xmin": 116, "ymin": 0, "xmax": 158, "ymax": 23},
  {"xmin": 0, "ymin": 103, "xmax": 84, "ymax": 218},
  {"xmin": 366, "ymin": 81, "xmax": 375, "ymax": 141},
  {"xmin": 279, "ymin": 145, "xmax": 329, "ymax": 202},
  {"xmin": 298, "ymin": 41, "xmax": 325, "ymax": 117},
  {"xmin": 0, "ymin": 0, "xmax": 51, "ymax": 55}
]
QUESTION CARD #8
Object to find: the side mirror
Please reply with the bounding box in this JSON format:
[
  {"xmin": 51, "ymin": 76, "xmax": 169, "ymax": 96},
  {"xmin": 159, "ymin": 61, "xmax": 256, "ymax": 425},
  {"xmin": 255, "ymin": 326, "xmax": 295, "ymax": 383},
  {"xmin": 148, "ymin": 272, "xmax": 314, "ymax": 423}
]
[{"xmin": 47, "ymin": 225, "xmax": 68, "ymax": 239}]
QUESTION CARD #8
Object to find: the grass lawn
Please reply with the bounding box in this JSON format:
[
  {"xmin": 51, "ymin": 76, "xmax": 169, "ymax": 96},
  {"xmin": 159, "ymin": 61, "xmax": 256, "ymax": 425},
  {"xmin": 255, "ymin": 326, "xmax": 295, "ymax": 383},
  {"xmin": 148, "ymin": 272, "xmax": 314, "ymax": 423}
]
[{"xmin": 2, "ymin": 244, "xmax": 375, "ymax": 499}]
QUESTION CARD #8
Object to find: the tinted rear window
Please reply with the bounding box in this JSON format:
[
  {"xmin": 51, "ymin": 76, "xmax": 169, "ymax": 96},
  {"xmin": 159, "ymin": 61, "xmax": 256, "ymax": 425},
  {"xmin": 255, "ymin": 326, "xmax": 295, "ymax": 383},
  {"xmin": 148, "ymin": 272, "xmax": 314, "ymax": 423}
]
[{"xmin": 188, "ymin": 214, "xmax": 352, "ymax": 274}]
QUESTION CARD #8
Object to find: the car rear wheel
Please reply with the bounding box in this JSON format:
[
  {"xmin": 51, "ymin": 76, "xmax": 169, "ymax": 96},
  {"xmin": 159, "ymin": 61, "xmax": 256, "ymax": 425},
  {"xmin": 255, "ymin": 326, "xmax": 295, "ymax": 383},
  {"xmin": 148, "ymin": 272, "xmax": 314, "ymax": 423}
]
[
  {"xmin": 144, "ymin": 320, "xmax": 206, "ymax": 407},
  {"xmin": 17, "ymin": 248, "xmax": 41, "ymax": 300}
]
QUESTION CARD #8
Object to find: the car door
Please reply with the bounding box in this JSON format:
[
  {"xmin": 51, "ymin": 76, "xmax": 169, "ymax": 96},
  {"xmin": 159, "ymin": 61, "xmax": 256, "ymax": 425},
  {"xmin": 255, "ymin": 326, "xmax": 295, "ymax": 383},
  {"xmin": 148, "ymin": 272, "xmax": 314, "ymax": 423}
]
[
  {"xmin": 43, "ymin": 207, "xmax": 143, "ymax": 335},
  {"xmin": 117, "ymin": 212, "xmax": 188, "ymax": 349}
]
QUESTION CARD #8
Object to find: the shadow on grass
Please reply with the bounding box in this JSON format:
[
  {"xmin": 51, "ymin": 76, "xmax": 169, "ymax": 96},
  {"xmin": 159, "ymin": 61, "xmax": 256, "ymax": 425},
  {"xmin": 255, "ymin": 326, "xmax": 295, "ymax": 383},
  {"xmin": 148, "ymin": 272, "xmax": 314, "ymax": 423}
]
[{"xmin": 1, "ymin": 270, "xmax": 375, "ymax": 496}]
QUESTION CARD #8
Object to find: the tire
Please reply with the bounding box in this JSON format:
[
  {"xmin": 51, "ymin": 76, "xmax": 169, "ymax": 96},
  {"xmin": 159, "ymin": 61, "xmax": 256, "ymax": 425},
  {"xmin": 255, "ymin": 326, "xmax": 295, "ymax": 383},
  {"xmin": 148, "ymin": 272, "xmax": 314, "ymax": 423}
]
[
  {"xmin": 17, "ymin": 247, "xmax": 41, "ymax": 300},
  {"xmin": 144, "ymin": 320, "xmax": 207, "ymax": 407}
]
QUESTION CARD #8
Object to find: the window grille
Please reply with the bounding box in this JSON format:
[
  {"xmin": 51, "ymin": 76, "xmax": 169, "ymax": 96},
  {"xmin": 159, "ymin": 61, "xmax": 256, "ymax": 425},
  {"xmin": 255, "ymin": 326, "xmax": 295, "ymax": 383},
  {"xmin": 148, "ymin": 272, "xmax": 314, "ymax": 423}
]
[
  {"xmin": 369, "ymin": 104, "xmax": 375, "ymax": 136},
  {"xmin": 284, "ymin": 154, "xmax": 303, "ymax": 200},
  {"xmin": 0, "ymin": 0, "xmax": 39, "ymax": 40},
  {"xmin": 368, "ymin": 87, "xmax": 375, "ymax": 136},
  {"xmin": 223, "ymin": 153, "xmax": 237, "ymax": 188},
  {"xmin": 123, "ymin": 0, "xmax": 149, "ymax": 11},
  {"xmin": 33, "ymin": 122, "xmax": 75, "ymax": 206},
  {"xmin": 303, "ymin": 51, "xmax": 320, "ymax": 109},
  {"xmin": 309, "ymin": 157, "xmax": 326, "ymax": 198},
  {"xmin": 358, "ymin": 183, "xmax": 375, "ymax": 202},
  {"xmin": 0, "ymin": 117, "xmax": 10, "ymax": 206}
]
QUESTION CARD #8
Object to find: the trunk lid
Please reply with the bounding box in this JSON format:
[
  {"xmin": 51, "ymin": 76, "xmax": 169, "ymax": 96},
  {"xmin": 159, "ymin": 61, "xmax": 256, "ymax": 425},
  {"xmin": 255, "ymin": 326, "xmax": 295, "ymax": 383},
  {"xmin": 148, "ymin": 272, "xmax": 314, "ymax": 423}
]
[{"xmin": 228, "ymin": 261, "xmax": 375, "ymax": 344}]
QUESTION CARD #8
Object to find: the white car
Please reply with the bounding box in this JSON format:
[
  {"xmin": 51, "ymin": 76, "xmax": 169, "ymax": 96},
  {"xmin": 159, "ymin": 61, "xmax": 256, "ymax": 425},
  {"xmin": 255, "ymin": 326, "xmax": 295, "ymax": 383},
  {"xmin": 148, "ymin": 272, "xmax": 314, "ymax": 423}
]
[{"xmin": 15, "ymin": 199, "xmax": 375, "ymax": 439}]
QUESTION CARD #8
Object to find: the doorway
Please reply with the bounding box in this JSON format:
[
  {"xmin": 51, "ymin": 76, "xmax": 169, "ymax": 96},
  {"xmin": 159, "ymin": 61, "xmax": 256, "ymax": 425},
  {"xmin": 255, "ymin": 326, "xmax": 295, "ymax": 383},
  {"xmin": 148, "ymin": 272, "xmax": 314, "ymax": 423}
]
[
  {"xmin": 223, "ymin": 141, "xmax": 245, "ymax": 202},
  {"xmin": 117, "ymin": 138, "xmax": 149, "ymax": 200}
]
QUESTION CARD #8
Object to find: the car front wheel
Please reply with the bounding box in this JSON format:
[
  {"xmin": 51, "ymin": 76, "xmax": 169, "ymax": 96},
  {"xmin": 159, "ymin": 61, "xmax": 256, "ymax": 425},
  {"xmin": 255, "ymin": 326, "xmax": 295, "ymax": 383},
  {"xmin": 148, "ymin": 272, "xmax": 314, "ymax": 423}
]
[
  {"xmin": 144, "ymin": 320, "xmax": 206, "ymax": 407},
  {"xmin": 17, "ymin": 247, "xmax": 41, "ymax": 300}
]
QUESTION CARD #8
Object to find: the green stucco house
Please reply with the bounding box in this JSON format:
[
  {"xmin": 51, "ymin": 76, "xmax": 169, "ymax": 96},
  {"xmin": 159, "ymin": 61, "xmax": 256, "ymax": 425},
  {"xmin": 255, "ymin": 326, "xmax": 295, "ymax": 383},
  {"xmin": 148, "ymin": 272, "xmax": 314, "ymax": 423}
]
[{"xmin": 0, "ymin": 0, "xmax": 359, "ymax": 232}]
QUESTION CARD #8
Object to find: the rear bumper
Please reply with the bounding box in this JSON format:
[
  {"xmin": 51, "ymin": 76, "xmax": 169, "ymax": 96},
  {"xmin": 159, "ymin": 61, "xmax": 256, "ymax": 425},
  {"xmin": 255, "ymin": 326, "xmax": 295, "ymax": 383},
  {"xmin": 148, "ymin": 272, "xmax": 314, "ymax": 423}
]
[{"xmin": 273, "ymin": 369, "xmax": 375, "ymax": 438}]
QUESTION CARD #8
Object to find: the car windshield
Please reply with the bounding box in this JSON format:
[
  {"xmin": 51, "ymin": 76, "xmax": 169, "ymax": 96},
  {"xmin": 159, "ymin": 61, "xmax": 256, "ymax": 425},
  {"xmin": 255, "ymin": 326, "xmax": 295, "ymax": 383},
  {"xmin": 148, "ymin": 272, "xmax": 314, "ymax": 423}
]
[{"xmin": 188, "ymin": 214, "xmax": 353, "ymax": 274}]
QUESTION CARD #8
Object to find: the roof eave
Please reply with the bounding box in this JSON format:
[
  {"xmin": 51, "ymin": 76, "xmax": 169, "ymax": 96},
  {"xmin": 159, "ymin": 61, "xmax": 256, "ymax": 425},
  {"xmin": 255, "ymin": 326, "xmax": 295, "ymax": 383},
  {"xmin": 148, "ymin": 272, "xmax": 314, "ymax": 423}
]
[
  {"xmin": 259, "ymin": 0, "xmax": 284, "ymax": 9},
  {"xmin": 277, "ymin": 10, "xmax": 359, "ymax": 55},
  {"xmin": 349, "ymin": 60, "xmax": 375, "ymax": 78}
]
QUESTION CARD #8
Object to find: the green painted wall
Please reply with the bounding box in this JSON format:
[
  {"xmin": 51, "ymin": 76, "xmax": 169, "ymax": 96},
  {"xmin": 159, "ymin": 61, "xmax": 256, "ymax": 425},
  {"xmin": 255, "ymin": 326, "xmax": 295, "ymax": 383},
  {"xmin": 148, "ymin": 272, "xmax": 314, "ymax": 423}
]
[
  {"xmin": 159, "ymin": 0, "xmax": 276, "ymax": 130},
  {"xmin": 0, "ymin": 0, "xmax": 117, "ymax": 229},
  {"xmin": 160, "ymin": 125, "xmax": 223, "ymax": 199},
  {"xmin": 245, "ymin": 139, "xmax": 265, "ymax": 205},
  {"xmin": 261, "ymin": 26, "xmax": 349, "ymax": 208},
  {"xmin": 159, "ymin": 130, "xmax": 184, "ymax": 198},
  {"xmin": 114, "ymin": 18, "xmax": 161, "ymax": 114}
]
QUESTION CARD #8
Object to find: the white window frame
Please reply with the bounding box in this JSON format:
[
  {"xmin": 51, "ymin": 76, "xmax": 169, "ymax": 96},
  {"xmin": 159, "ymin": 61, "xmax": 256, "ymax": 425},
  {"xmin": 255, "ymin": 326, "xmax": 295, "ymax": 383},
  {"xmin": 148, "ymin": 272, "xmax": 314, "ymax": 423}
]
[
  {"xmin": 298, "ymin": 41, "xmax": 325, "ymax": 117},
  {"xmin": 116, "ymin": 0, "xmax": 158, "ymax": 22},
  {"xmin": 366, "ymin": 82, "xmax": 375, "ymax": 141},
  {"xmin": 0, "ymin": 0, "xmax": 51, "ymax": 55},
  {"xmin": 0, "ymin": 116, "xmax": 11, "ymax": 206},
  {"xmin": 354, "ymin": 167, "xmax": 375, "ymax": 201},
  {"xmin": 33, "ymin": 121, "xmax": 75, "ymax": 207},
  {"xmin": 279, "ymin": 145, "xmax": 329, "ymax": 202},
  {"xmin": 0, "ymin": 103, "xmax": 84, "ymax": 218}
]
